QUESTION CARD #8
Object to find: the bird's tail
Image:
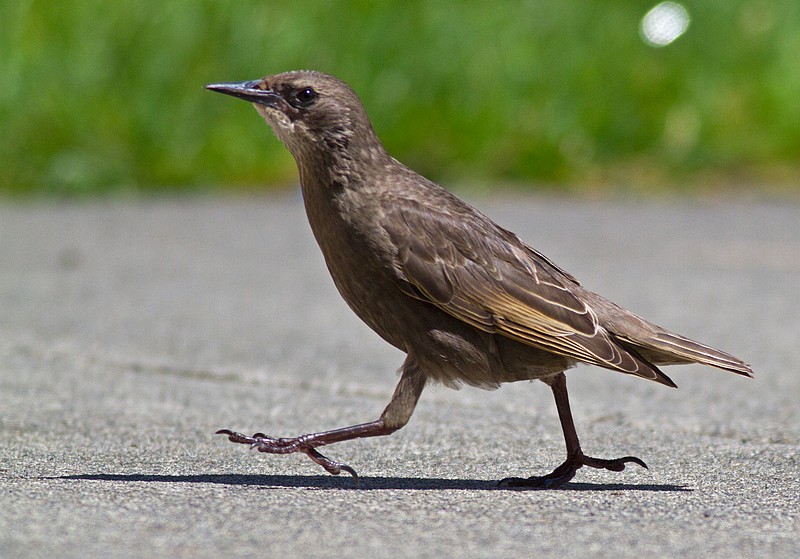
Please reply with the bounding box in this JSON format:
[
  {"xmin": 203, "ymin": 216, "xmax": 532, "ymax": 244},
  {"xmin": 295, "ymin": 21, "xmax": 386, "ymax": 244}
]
[{"xmin": 617, "ymin": 329, "xmax": 753, "ymax": 378}]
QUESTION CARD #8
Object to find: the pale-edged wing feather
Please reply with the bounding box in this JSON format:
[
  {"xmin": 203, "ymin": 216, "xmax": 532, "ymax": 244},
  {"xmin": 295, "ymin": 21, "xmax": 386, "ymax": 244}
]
[{"xmin": 383, "ymin": 199, "xmax": 674, "ymax": 386}]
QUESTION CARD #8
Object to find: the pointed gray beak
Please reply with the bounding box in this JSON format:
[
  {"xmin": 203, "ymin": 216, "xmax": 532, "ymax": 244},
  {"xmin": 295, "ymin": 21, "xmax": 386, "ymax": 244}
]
[{"xmin": 205, "ymin": 81, "xmax": 282, "ymax": 107}]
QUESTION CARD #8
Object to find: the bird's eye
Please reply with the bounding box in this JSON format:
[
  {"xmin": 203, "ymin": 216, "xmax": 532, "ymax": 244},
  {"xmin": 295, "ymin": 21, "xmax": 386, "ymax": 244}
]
[{"xmin": 293, "ymin": 87, "xmax": 317, "ymax": 107}]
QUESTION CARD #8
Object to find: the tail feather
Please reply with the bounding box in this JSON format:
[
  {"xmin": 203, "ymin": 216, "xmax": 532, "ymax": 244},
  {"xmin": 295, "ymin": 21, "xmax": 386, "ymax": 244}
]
[
  {"xmin": 651, "ymin": 331, "xmax": 753, "ymax": 376},
  {"xmin": 578, "ymin": 289, "xmax": 753, "ymax": 383},
  {"xmin": 618, "ymin": 330, "xmax": 753, "ymax": 378}
]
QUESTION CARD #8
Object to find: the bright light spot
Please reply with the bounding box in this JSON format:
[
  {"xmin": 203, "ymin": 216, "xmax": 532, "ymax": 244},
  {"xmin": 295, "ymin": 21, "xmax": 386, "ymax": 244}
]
[{"xmin": 640, "ymin": 2, "xmax": 690, "ymax": 47}]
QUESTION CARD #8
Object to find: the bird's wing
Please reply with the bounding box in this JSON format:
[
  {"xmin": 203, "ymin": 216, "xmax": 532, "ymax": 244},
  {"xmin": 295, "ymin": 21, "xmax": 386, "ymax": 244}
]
[{"xmin": 383, "ymin": 199, "xmax": 673, "ymax": 385}]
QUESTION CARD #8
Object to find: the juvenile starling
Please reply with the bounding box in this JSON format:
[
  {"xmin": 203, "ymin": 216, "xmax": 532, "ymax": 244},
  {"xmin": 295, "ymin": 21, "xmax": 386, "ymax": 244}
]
[{"xmin": 206, "ymin": 71, "xmax": 752, "ymax": 488}]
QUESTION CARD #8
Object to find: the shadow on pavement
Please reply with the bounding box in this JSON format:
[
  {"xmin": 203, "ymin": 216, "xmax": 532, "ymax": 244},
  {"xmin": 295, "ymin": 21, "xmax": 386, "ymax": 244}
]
[{"xmin": 53, "ymin": 473, "xmax": 691, "ymax": 492}]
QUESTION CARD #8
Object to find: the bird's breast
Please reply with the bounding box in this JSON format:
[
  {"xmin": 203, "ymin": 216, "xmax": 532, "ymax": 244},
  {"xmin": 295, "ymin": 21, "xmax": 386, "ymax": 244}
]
[{"xmin": 301, "ymin": 182, "xmax": 408, "ymax": 348}]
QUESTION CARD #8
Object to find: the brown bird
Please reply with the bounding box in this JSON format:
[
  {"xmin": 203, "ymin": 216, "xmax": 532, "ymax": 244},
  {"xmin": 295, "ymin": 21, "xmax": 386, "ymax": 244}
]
[{"xmin": 206, "ymin": 71, "xmax": 752, "ymax": 488}]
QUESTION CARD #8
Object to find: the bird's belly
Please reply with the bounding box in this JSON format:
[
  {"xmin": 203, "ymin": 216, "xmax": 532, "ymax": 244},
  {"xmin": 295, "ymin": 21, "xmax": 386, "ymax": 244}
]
[
  {"xmin": 324, "ymin": 253, "xmax": 415, "ymax": 350},
  {"xmin": 326, "ymin": 251, "xmax": 574, "ymax": 387}
]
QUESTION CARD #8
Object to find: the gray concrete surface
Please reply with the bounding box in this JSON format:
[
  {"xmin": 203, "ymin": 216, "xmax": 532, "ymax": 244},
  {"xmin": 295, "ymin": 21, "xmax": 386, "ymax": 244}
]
[{"xmin": 1, "ymin": 194, "xmax": 798, "ymax": 558}]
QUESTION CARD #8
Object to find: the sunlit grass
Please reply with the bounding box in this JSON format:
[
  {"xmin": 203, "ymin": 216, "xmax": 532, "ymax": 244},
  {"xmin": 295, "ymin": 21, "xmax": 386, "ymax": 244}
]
[{"xmin": 1, "ymin": 1, "xmax": 798, "ymax": 195}]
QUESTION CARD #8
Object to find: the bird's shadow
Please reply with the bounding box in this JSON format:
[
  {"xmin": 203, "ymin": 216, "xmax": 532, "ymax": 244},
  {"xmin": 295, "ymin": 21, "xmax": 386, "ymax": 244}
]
[{"xmin": 53, "ymin": 473, "xmax": 691, "ymax": 492}]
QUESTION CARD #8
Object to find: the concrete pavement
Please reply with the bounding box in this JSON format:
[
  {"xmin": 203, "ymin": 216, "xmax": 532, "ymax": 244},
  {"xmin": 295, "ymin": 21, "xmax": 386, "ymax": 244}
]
[{"xmin": 1, "ymin": 194, "xmax": 798, "ymax": 558}]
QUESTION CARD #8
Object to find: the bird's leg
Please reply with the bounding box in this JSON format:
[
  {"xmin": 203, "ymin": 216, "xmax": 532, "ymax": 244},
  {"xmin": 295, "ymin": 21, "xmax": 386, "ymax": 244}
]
[
  {"xmin": 500, "ymin": 372, "xmax": 647, "ymax": 489},
  {"xmin": 218, "ymin": 357, "xmax": 427, "ymax": 480}
]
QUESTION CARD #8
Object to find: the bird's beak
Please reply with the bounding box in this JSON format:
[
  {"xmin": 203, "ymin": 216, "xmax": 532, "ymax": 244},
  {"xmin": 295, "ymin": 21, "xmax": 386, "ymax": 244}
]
[{"xmin": 205, "ymin": 81, "xmax": 282, "ymax": 108}]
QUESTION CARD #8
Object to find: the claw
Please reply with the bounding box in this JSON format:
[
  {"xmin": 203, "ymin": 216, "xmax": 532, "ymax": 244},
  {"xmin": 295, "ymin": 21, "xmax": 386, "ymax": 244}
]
[
  {"xmin": 499, "ymin": 453, "xmax": 648, "ymax": 489},
  {"xmin": 215, "ymin": 428, "xmax": 359, "ymax": 484},
  {"xmin": 214, "ymin": 429, "xmax": 255, "ymax": 444},
  {"xmin": 583, "ymin": 455, "xmax": 648, "ymax": 472},
  {"xmin": 626, "ymin": 456, "xmax": 648, "ymax": 469},
  {"xmin": 304, "ymin": 447, "xmax": 360, "ymax": 485}
]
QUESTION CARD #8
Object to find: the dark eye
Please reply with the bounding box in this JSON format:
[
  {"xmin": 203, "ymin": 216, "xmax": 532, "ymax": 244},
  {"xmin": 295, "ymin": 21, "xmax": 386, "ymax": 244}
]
[{"xmin": 293, "ymin": 86, "xmax": 317, "ymax": 107}]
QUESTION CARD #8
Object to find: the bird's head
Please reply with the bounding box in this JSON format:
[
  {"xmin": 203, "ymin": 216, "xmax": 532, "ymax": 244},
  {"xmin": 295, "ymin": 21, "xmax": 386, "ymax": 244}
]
[{"xmin": 207, "ymin": 71, "xmax": 385, "ymax": 169}]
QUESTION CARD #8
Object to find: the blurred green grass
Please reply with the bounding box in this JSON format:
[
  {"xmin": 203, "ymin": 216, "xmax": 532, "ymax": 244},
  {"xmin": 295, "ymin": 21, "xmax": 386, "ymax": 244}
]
[{"xmin": 1, "ymin": 0, "xmax": 798, "ymax": 196}]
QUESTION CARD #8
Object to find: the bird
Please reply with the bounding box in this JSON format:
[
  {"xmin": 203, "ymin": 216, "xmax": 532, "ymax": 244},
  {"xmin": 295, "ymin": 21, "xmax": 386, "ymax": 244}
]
[{"xmin": 206, "ymin": 71, "xmax": 753, "ymax": 488}]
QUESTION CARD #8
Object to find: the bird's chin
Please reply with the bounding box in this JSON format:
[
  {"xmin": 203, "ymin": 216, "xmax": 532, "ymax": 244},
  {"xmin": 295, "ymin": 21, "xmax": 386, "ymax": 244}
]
[
  {"xmin": 253, "ymin": 102, "xmax": 277, "ymax": 120},
  {"xmin": 253, "ymin": 103, "xmax": 294, "ymax": 131}
]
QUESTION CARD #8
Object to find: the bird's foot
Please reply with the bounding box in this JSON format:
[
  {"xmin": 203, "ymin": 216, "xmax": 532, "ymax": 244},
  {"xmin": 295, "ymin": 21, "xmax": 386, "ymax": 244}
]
[
  {"xmin": 216, "ymin": 429, "xmax": 359, "ymax": 481},
  {"xmin": 498, "ymin": 453, "xmax": 647, "ymax": 489}
]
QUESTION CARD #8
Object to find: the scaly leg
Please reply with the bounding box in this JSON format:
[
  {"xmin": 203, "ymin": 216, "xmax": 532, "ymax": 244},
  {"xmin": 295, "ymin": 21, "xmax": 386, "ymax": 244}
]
[
  {"xmin": 218, "ymin": 357, "xmax": 427, "ymax": 480},
  {"xmin": 500, "ymin": 372, "xmax": 647, "ymax": 489}
]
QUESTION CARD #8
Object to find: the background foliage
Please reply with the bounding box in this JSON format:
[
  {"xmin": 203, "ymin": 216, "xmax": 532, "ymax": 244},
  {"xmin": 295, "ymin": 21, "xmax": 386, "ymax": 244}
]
[{"xmin": 1, "ymin": 0, "xmax": 798, "ymax": 195}]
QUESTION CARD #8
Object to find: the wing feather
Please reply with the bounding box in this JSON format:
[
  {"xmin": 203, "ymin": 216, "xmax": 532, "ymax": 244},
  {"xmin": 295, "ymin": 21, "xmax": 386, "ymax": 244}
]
[{"xmin": 385, "ymin": 200, "xmax": 673, "ymax": 385}]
